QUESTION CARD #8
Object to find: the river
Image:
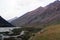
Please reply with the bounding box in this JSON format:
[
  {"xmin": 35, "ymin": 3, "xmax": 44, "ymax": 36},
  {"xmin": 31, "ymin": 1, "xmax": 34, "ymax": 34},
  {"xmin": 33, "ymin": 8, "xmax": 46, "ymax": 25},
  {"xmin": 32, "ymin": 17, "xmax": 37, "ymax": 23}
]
[{"xmin": 0, "ymin": 27, "xmax": 20, "ymax": 32}]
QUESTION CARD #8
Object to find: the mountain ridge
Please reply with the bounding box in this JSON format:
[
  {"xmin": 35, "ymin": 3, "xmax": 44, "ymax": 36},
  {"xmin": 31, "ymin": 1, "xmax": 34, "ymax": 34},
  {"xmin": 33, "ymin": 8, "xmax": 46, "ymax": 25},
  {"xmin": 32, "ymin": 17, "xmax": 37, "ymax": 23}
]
[{"xmin": 11, "ymin": 1, "xmax": 60, "ymax": 27}]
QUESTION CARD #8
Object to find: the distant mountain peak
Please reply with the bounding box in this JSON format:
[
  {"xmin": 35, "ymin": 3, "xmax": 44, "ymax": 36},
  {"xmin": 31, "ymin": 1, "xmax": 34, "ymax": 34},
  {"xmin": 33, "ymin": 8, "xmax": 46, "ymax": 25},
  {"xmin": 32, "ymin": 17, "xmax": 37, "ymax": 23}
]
[
  {"xmin": 56, "ymin": 0, "xmax": 60, "ymax": 1},
  {"xmin": 54, "ymin": 0, "xmax": 60, "ymax": 3},
  {"xmin": 46, "ymin": 0, "xmax": 60, "ymax": 10}
]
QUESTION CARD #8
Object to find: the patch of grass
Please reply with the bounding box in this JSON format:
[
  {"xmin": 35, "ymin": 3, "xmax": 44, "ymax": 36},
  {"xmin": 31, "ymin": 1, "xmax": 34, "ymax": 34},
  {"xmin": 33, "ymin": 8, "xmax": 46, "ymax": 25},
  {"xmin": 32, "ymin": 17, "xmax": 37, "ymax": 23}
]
[{"xmin": 29, "ymin": 24, "xmax": 60, "ymax": 40}]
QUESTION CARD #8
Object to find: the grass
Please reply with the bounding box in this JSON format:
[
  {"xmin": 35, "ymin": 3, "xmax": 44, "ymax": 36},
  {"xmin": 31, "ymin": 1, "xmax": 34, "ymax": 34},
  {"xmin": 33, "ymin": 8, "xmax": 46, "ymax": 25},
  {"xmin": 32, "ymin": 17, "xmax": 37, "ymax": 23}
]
[{"xmin": 29, "ymin": 24, "xmax": 60, "ymax": 40}]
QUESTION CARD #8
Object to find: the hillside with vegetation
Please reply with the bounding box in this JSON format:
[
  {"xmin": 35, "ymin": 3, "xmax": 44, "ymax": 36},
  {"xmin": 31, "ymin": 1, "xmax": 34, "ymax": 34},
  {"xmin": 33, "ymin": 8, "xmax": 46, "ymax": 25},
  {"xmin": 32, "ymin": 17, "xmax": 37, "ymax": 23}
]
[{"xmin": 29, "ymin": 24, "xmax": 60, "ymax": 40}]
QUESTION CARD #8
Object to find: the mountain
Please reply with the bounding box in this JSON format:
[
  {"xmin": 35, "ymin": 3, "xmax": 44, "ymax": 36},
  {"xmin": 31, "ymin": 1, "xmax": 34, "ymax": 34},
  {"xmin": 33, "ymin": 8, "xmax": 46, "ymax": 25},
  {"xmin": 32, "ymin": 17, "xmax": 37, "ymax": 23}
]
[
  {"xmin": 11, "ymin": 7, "xmax": 45, "ymax": 27},
  {"xmin": 29, "ymin": 24, "xmax": 60, "ymax": 40},
  {"xmin": 11, "ymin": 0, "xmax": 60, "ymax": 27},
  {"xmin": 0, "ymin": 16, "xmax": 15, "ymax": 27},
  {"xmin": 8, "ymin": 17, "xmax": 18, "ymax": 22}
]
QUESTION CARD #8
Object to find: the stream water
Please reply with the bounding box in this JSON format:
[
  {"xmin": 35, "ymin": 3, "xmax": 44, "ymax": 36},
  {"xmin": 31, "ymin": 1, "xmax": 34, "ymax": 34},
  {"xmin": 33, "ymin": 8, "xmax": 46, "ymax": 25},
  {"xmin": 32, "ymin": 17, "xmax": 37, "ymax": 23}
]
[{"xmin": 0, "ymin": 27, "xmax": 20, "ymax": 32}]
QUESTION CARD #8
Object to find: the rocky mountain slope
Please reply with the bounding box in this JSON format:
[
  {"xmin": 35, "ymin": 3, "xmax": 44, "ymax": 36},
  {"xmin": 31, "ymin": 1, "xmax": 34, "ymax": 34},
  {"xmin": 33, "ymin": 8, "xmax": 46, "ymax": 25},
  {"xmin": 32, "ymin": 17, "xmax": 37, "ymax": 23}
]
[{"xmin": 11, "ymin": 0, "xmax": 60, "ymax": 27}]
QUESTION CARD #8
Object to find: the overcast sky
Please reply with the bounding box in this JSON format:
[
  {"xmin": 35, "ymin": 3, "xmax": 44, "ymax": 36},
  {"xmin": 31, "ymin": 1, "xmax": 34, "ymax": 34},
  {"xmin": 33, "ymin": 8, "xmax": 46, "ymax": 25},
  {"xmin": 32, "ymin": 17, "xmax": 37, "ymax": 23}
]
[{"xmin": 0, "ymin": 0, "xmax": 56, "ymax": 20}]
